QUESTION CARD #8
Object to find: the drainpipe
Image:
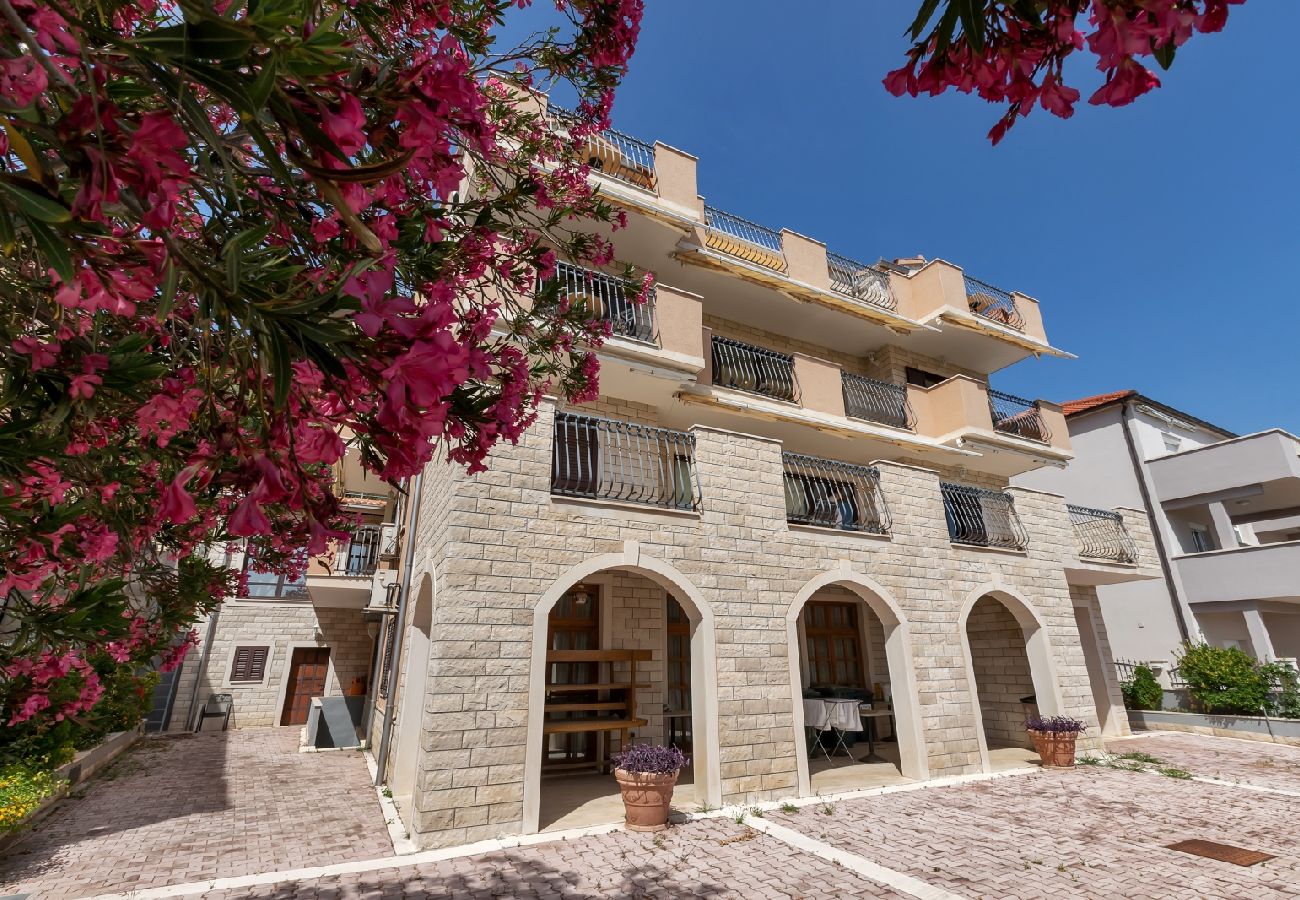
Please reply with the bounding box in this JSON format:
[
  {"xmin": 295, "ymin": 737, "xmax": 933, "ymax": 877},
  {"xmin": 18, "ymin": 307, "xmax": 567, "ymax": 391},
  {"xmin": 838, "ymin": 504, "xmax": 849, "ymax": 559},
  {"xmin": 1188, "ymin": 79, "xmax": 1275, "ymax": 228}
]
[
  {"xmin": 360, "ymin": 487, "xmax": 405, "ymax": 745},
  {"xmin": 1120, "ymin": 401, "xmax": 1192, "ymax": 644},
  {"xmin": 373, "ymin": 469, "xmax": 422, "ymax": 786}
]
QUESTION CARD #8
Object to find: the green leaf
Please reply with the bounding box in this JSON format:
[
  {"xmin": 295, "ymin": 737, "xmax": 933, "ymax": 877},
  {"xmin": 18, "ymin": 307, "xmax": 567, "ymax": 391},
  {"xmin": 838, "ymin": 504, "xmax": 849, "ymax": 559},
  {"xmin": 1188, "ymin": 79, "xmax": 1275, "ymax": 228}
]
[
  {"xmin": 1152, "ymin": 40, "xmax": 1176, "ymax": 70},
  {"xmin": 25, "ymin": 218, "xmax": 74, "ymax": 281},
  {"xmin": 907, "ymin": 0, "xmax": 945, "ymax": 39},
  {"xmin": 246, "ymin": 55, "xmax": 279, "ymax": 112},
  {"xmin": 933, "ymin": 2, "xmax": 961, "ymax": 53},
  {"xmin": 157, "ymin": 260, "xmax": 180, "ymax": 319},
  {"xmin": 0, "ymin": 202, "xmax": 14, "ymax": 251},
  {"xmin": 956, "ymin": 0, "xmax": 985, "ymax": 53},
  {"xmin": 0, "ymin": 181, "xmax": 71, "ymax": 223},
  {"xmin": 135, "ymin": 19, "xmax": 254, "ymax": 61}
]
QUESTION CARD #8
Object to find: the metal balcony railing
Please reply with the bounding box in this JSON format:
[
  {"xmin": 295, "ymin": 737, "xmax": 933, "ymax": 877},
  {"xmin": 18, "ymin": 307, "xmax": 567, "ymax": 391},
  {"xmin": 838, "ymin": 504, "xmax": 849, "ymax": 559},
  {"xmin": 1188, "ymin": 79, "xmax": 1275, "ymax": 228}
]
[
  {"xmin": 941, "ymin": 483, "xmax": 1029, "ymax": 550},
  {"xmin": 342, "ymin": 524, "xmax": 382, "ymax": 576},
  {"xmin": 963, "ymin": 275, "xmax": 1025, "ymax": 331},
  {"xmin": 548, "ymin": 107, "xmax": 656, "ymax": 190},
  {"xmin": 703, "ymin": 206, "xmax": 787, "ymax": 272},
  {"xmin": 989, "ymin": 389, "xmax": 1051, "ymax": 443},
  {"xmin": 826, "ymin": 252, "xmax": 897, "ymax": 310},
  {"xmin": 551, "ymin": 412, "xmax": 700, "ymax": 511},
  {"xmin": 1068, "ymin": 505, "xmax": 1138, "ymax": 564},
  {"xmin": 842, "ymin": 373, "xmax": 915, "ymax": 430},
  {"xmin": 782, "ymin": 453, "xmax": 891, "ymax": 534},
  {"xmin": 710, "ymin": 335, "xmax": 798, "ymax": 403},
  {"xmin": 543, "ymin": 261, "xmax": 657, "ymax": 344}
]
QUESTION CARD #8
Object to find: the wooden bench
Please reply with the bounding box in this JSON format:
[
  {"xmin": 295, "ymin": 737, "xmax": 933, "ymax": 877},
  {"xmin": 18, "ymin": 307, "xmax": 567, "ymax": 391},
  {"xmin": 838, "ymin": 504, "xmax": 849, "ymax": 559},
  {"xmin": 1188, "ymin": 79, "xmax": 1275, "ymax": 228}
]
[{"xmin": 543, "ymin": 649, "xmax": 652, "ymax": 773}]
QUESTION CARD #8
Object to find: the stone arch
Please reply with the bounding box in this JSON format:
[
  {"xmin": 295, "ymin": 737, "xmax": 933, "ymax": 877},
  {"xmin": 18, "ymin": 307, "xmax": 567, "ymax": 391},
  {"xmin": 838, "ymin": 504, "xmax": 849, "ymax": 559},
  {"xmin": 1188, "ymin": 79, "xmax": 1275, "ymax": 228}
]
[
  {"xmin": 521, "ymin": 545, "xmax": 721, "ymax": 834},
  {"xmin": 787, "ymin": 567, "xmax": 929, "ymax": 796},
  {"xmin": 390, "ymin": 571, "xmax": 434, "ymax": 805},
  {"xmin": 958, "ymin": 583, "xmax": 1065, "ymax": 773}
]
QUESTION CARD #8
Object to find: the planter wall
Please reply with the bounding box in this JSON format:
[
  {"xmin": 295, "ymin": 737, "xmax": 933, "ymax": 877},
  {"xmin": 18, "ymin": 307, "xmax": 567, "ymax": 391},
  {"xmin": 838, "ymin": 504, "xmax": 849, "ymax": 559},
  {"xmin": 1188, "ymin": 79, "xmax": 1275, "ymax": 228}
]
[{"xmin": 1128, "ymin": 709, "xmax": 1300, "ymax": 747}]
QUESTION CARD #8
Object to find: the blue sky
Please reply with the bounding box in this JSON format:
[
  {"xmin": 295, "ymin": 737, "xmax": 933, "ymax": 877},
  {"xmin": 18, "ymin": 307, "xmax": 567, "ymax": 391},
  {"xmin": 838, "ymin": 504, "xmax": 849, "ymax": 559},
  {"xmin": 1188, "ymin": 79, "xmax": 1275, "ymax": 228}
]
[{"xmin": 524, "ymin": 2, "xmax": 1298, "ymax": 435}]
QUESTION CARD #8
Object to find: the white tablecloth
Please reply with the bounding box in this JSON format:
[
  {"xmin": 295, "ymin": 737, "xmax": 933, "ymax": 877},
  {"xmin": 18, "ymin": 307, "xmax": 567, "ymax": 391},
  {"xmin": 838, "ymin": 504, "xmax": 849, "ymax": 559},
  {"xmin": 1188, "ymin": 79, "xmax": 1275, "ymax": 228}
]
[{"xmin": 803, "ymin": 698, "xmax": 862, "ymax": 732}]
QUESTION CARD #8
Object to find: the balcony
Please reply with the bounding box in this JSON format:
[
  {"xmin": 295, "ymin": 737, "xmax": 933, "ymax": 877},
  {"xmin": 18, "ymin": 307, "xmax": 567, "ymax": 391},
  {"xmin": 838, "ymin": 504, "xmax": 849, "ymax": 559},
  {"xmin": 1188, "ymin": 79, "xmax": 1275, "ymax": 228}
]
[
  {"xmin": 544, "ymin": 261, "xmax": 657, "ymax": 344},
  {"xmin": 548, "ymin": 106, "xmax": 657, "ymax": 192},
  {"xmin": 551, "ymin": 412, "xmax": 700, "ymax": 511},
  {"xmin": 782, "ymin": 453, "xmax": 891, "ymax": 534},
  {"xmin": 1172, "ymin": 540, "xmax": 1300, "ymax": 606},
  {"xmin": 1068, "ymin": 505, "xmax": 1138, "ymax": 564},
  {"xmin": 941, "ymin": 483, "xmax": 1029, "ymax": 550},
  {"xmin": 842, "ymin": 373, "xmax": 914, "ymax": 431},
  {"xmin": 703, "ymin": 206, "xmax": 787, "ymax": 272},
  {"xmin": 710, "ymin": 335, "xmax": 799, "ymax": 403},
  {"xmin": 963, "ymin": 275, "xmax": 1025, "ymax": 331},
  {"xmin": 826, "ymin": 252, "xmax": 897, "ymax": 311},
  {"xmin": 988, "ymin": 389, "xmax": 1051, "ymax": 444},
  {"xmin": 337, "ymin": 524, "xmax": 382, "ymax": 577}
]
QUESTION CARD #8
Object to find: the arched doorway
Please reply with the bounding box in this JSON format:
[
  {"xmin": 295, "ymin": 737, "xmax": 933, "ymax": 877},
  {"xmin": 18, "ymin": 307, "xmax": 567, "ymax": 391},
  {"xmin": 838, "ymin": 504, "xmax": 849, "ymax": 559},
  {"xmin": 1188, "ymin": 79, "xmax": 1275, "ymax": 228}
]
[
  {"xmin": 389, "ymin": 574, "xmax": 432, "ymax": 810},
  {"xmin": 960, "ymin": 588, "xmax": 1063, "ymax": 772},
  {"xmin": 788, "ymin": 572, "xmax": 927, "ymax": 797},
  {"xmin": 521, "ymin": 552, "xmax": 720, "ymax": 834}
]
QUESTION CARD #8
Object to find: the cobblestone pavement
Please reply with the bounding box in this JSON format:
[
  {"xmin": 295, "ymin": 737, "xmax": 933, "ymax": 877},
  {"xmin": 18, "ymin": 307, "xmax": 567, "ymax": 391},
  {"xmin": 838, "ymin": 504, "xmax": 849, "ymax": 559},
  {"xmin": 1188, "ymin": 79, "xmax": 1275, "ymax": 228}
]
[
  {"xmin": 1115, "ymin": 731, "xmax": 1300, "ymax": 793},
  {"xmin": 201, "ymin": 818, "xmax": 909, "ymax": 900},
  {"xmin": 0, "ymin": 729, "xmax": 393, "ymax": 900},
  {"xmin": 768, "ymin": 745, "xmax": 1299, "ymax": 900},
  {"xmin": 5, "ymin": 731, "xmax": 1298, "ymax": 900}
]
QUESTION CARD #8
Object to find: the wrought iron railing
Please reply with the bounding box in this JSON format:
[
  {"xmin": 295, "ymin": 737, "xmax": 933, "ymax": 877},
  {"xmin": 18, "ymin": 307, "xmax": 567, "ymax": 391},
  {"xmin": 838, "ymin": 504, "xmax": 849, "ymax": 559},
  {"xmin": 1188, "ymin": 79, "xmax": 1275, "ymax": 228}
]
[
  {"xmin": 941, "ymin": 483, "xmax": 1029, "ymax": 550},
  {"xmin": 989, "ymin": 389, "xmax": 1050, "ymax": 443},
  {"xmin": 551, "ymin": 413, "xmax": 700, "ymax": 511},
  {"xmin": 703, "ymin": 206, "xmax": 787, "ymax": 272},
  {"xmin": 342, "ymin": 524, "xmax": 382, "ymax": 576},
  {"xmin": 782, "ymin": 453, "xmax": 891, "ymax": 534},
  {"xmin": 543, "ymin": 261, "xmax": 657, "ymax": 344},
  {"xmin": 1068, "ymin": 504, "xmax": 1138, "ymax": 563},
  {"xmin": 710, "ymin": 335, "xmax": 798, "ymax": 402},
  {"xmin": 842, "ymin": 373, "xmax": 915, "ymax": 430},
  {"xmin": 964, "ymin": 275, "xmax": 1025, "ymax": 331},
  {"xmin": 548, "ymin": 107, "xmax": 656, "ymax": 190},
  {"xmin": 826, "ymin": 252, "xmax": 897, "ymax": 310}
]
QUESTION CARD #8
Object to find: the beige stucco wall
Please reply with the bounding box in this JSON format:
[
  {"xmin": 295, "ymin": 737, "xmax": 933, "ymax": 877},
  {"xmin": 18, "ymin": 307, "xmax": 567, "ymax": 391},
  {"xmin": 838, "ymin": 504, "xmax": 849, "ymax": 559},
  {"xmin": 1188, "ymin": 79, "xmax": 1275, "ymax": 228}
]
[{"xmin": 397, "ymin": 397, "xmax": 1107, "ymax": 850}]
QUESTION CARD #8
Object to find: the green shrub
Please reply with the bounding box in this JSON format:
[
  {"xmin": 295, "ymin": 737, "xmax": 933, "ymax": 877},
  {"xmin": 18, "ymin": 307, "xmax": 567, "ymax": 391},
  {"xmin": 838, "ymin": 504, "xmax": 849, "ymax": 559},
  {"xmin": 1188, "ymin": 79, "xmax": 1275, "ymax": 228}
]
[
  {"xmin": 1120, "ymin": 665, "xmax": 1164, "ymax": 711},
  {"xmin": 1263, "ymin": 662, "xmax": 1300, "ymax": 719},
  {"xmin": 1175, "ymin": 643, "xmax": 1272, "ymax": 715}
]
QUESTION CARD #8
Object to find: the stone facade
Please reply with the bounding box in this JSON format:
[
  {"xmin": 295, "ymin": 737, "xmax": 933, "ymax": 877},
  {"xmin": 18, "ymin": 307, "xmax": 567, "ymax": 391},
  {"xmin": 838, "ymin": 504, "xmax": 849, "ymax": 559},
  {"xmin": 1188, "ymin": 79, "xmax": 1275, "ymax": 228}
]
[
  {"xmin": 171, "ymin": 601, "xmax": 374, "ymax": 731},
  {"xmin": 390, "ymin": 397, "xmax": 1149, "ymax": 850},
  {"xmin": 967, "ymin": 596, "xmax": 1036, "ymax": 748}
]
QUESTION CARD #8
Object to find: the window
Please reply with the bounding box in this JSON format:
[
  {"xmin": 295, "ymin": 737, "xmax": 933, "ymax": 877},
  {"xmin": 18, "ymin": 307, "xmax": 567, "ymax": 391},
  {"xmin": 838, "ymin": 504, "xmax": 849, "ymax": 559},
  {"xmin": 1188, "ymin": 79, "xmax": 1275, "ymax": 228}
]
[
  {"xmin": 905, "ymin": 367, "xmax": 947, "ymax": 389},
  {"xmin": 804, "ymin": 601, "xmax": 865, "ymax": 688},
  {"xmin": 242, "ymin": 546, "xmax": 308, "ymax": 599},
  {"xmin": 551, "ymin": 414, "xmax": 600, "ymax": 496},
  {"xmin": 785, "ymin": 474, "xmax": 861, "ymax": 531},
  {"xmin": 1189, "ymin": 524, "xmax": 1212, "ymax": 554},
  {"xmin": 230, "ymin": 646, "xmax": 269, "ymax": 682}
]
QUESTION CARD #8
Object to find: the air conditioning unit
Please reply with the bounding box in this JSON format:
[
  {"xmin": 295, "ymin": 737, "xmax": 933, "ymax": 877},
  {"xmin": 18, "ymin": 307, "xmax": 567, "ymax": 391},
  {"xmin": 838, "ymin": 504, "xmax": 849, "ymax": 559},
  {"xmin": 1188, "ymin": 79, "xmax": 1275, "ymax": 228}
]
[{"xmin": 379, "ymin": 523, "xmax": 399, "ymax": 558}]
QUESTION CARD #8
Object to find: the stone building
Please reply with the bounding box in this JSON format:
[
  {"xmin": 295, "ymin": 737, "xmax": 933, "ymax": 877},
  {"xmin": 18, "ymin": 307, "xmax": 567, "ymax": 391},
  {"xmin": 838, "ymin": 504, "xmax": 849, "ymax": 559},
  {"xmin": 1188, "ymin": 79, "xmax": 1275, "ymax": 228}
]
[{"xmin": 363, "ymin": 101, "xmax": 1161, "ymax": 850}]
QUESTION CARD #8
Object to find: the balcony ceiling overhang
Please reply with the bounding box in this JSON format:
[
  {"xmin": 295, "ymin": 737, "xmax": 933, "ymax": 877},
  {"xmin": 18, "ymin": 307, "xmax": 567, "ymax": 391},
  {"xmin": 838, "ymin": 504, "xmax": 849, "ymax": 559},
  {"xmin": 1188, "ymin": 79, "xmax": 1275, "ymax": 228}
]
[
  {"xmin": 305, "ymin": 576, "xmax": 372, "ymax": 609},
  {"xmin": 948, "ymin": 433, "xmax": 1073, "ymax": 477},
  {"xmin": 1063, "ymin": 561, "xmax": 1156, "ymax": 586},
  {"xmin": 902, "ymin": 312, "xmax": 1074, "ymax": 375}
]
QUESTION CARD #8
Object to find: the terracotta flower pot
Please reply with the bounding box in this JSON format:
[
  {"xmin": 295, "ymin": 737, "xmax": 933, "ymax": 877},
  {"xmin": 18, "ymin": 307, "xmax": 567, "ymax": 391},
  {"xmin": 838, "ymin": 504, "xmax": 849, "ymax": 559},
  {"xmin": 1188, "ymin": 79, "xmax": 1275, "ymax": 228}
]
[
  {"xmin": 1028, "ymin": 730, "xmax": 1078, "ymax": 768},
  {"xmin": 613, "ymin": 767, "xmax": 680, "ymax": 832}
]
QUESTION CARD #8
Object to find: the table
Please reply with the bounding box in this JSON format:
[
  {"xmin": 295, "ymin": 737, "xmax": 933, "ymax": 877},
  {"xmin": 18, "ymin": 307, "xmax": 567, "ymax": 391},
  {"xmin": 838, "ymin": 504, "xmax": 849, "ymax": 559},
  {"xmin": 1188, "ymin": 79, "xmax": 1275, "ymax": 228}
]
[{"xmin": 857, "ymin": 707, "xmax": 895, "ymax": 764}]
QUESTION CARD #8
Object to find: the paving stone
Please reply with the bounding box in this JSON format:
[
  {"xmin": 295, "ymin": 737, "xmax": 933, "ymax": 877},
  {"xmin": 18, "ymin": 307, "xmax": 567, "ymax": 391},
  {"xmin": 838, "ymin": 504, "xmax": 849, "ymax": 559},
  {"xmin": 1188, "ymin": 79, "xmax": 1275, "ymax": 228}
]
[{"xmin": 0, "ymin": 729, "xmax": 392, "ymax": 900}]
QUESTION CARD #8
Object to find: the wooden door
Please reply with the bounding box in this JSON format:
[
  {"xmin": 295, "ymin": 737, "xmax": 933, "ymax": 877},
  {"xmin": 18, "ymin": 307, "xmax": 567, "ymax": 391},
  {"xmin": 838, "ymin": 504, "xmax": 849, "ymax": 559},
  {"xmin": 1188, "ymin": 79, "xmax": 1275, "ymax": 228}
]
[{"xmin": 280, "ymin": 647, "xmax": 330, "ymax": 726}]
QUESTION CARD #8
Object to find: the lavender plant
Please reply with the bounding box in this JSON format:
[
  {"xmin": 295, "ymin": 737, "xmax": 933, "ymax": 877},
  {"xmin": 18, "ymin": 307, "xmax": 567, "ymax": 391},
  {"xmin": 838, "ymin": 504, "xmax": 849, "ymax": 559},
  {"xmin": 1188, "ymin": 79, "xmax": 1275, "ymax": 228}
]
[
  {"xmin": 611, "ymin": 744, "xmax": 688, "ymax": 775},
  {"xmin": 1025, "ymin": 714, "xmax": 1088, "ymax": 735}
]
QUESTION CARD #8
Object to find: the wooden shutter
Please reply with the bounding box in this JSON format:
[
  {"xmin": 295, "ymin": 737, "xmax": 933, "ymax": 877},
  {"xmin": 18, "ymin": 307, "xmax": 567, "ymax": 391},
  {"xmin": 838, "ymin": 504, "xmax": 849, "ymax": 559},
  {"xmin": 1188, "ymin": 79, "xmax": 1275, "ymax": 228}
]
[{"xmin": 230, "ymin": 646, "xmax": 269, "ymax": 682}]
